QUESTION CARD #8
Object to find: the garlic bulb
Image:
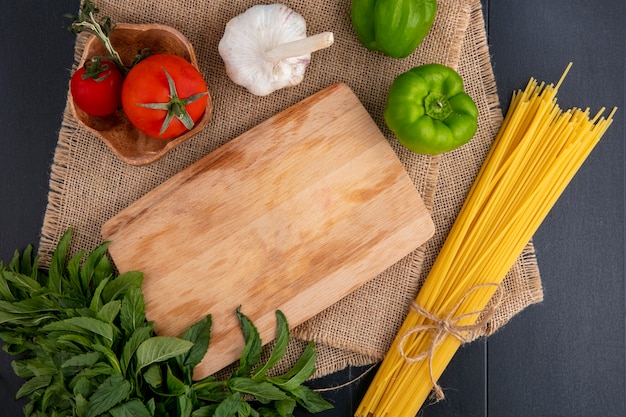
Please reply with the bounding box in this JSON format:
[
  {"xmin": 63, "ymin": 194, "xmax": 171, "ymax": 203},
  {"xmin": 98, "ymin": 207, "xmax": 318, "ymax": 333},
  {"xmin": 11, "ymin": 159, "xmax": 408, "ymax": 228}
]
[{"xmin": 218, "ymin": 4, "xmax": 334, "ymax": 96}]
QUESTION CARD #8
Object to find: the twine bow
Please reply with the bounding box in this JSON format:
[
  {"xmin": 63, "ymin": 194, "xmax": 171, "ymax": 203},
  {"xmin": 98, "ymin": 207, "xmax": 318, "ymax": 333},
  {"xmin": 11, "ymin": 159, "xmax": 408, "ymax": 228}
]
[{"xmin": 398, "ymin": 283, "xmax": 504, "ymax": 401}]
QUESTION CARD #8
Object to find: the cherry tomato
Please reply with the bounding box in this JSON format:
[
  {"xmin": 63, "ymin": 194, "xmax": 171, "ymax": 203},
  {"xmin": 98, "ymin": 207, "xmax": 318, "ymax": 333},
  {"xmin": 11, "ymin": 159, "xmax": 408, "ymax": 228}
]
[
  {"xmin": 121, "ymin": 54, "xmax": 208, "ymax": 139},
  {"xmin": 70, "ymin": 58, "xmax": 124, "ymax": 117}
]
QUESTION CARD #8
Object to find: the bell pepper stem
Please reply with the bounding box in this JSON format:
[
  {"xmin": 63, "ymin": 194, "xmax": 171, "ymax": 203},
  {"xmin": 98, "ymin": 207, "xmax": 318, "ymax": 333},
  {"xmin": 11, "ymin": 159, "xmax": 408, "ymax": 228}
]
[
  {"xmin": 264, "ymin": 32, "xmax": 334, "ymax": 62},
  {"xmin": 424, "ymin": 92, "xmax": 453, "ymax": 121}
]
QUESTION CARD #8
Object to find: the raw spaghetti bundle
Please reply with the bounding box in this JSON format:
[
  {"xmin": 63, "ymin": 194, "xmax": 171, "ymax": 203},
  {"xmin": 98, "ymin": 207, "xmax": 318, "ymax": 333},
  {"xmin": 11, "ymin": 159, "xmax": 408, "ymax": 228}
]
[{"xmin": 356, "ymin": 63, "xmax": 616, "ymax": 417}]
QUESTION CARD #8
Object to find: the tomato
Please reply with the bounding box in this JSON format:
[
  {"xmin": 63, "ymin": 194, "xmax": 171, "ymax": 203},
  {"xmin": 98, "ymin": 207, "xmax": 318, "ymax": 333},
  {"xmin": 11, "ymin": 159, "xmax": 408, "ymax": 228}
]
[
  {"xmin": 121, "ymin": 54, "xmax": 208, "ymax": 139},
  {"xmin": 70, "ymin": 58, "xmax": 123, "ymax": 117}
]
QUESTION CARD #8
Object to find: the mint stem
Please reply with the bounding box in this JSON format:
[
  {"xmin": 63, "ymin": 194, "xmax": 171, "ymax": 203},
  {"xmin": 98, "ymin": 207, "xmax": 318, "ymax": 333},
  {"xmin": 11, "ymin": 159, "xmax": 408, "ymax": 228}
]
[{"xmin": 68, "ymin": 0, "xmax": 127, "ymax": 74}]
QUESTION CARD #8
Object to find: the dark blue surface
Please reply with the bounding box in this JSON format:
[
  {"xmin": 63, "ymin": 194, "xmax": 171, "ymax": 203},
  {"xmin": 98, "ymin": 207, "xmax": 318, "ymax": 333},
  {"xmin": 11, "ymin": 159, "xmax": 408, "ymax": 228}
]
[
  {"xmin": 485, "ymin": 1, "xmax": 625, "ymax": 416},
  {"xmin": 1, "ymin": 1, "xmax": 624, "ymax": 416}
]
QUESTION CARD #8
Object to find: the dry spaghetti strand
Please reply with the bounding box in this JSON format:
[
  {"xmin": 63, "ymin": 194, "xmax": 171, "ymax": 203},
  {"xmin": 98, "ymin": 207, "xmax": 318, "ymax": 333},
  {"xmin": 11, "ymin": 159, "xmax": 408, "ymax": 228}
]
[{"xmin": 355, "ymin": 64, "xmax": 616, "ymax": 417}]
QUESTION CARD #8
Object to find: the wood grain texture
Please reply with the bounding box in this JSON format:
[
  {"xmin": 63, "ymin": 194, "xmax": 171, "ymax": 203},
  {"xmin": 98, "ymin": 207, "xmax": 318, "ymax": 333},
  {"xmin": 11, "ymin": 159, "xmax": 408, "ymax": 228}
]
[{"xmin": 102, "ymin": 83, "xmax": 435, "ymax": 379}]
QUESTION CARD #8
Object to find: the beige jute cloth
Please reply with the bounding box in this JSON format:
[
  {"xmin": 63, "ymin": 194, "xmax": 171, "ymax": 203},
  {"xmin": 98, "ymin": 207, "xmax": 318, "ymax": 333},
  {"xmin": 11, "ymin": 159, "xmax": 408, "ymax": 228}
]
[{"xmin": 38, "ymin": 0, "xmax": 543, "ymax": 378}]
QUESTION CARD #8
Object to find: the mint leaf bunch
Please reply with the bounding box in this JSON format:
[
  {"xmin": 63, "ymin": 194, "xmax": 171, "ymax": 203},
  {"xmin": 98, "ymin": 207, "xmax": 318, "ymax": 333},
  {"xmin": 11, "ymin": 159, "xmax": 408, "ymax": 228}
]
[{"xmin": 0, "ymin": 229, "xmax": 333, "ymax": 416}]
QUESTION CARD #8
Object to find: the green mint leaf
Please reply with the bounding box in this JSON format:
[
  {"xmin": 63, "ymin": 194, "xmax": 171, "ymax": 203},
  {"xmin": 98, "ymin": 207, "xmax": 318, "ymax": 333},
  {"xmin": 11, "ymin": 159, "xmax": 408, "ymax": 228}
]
[
  {"xmin": 253, "ymin": 310, "xmax": 289, "ymax": 380},
  {"xmin": 0, "ymin": 270, "xmax": 16, "ymax": 301},
  {"xmin": 57, "ymin": 296, "xmax": 86, "ymax": 310},
  {"xmin": 71, "ymin": 376, "xmax": 92, "ymax": 398},
  {"xmin": 62, "ymin": 351, "xmax": 103, "ymax": 369},
  {"xmin": 181, "ymin": 315, "xmax": 211, "ymax": 370},
  {"xmin": 48, "ymin": 228, "xmax": 73, "ymax": 294},
  {"xmin": 22, "ymin": 402, "xmax": 34, "ymax": 417},
  {"xmin": 97, "ymin": 300, "xmax": 121, "ymax": 324},
  {"xmin": 0, "ymin": 295, "xmax": 57, "ymax": 315},
  {"xmin": 0, "ymin": 310, "xmax": 21, "ymax": 325},
  {"xmin": 228, "ymin": 377, "xmax": 290, "ymax": 403},
  {"xmin": 42, "ymin": 380, "xmax": 72, "ymax": 413},
  {"xmin": 120, "ymin": 287, "xmax": 146, "ymax": 336},
  {"xmin": 289, "ymin": 385, "xmax": 333, "ymax": 413},
  {"xmin": 76, "ymin": 393, "xmax": 89, "ymax": 417},
  {"xmin": 11, "ymin": 360, "xmax": 36, "ymax": 378},
  {"xmin": 4, "ymin": 245, "xmax": 41, "ymax": 288},
  {"xmin": 166, "ymin": 364, "xmax": 186, "ymax": 395},
  {"xmin": 267, "ymin": 342, "xmax": 316, "ymax": 391},
  {"xmin": 0, "ymin": 330, "xmax": 26, "ymax": 350},
  {"xmin": 1, "ymin": 270, "xmax": 42, "ymax": 296},
  {"xmin": 102, "ymin": 271, "xmax": 143, "ymax": 303},
  {"xmin": 28, "ymin": 357, "xmax": 59, "ymax": 377},
  {"xmin": 6, "ymin": 250, "xmax": 21, "ymax": 271},
  {"xmin": 48, "ymin": 316, "xmax": 115, "ymax": 345},
  {"xmin": 214, "ymin": 392, "xmax": 243, "ymax": 417},
  {"xmin": 257, "ymin": 407, "xmax": 281, "ymax": 417},
  {"xmin": 145, "ymin": 398, "xmax": 157, "ymax": 416},
  {"xmin": 89, "ymin": 277, "xmax": 110, "ymax": 313},
  {"xmin": 80, "ymin": 242, "xmax": 111, "ymax": 292},
  {"xmin": 32, "ymin": 334, "xmax": 69, "ymax": 354},
  {"xmin": 17, "ymin": 244, "xmax": 35, "ymax": 277},
  {"xmin": 15, "ymin": 375, "xmax": 52, "ymax": 399},
  {"xmin": 177, "ymin": 393, "xmax": 194, "ymax": 417},
  {"xmin": 41, "ymin": 319, "xmax": 90, "ymax": 335},
  {"xmin": 135, "ymin": 336, "xmax": 194, "ymax": 371},
  {"xmin": 72, "ymin": 361, "xmax": 116, "ymax": 380},
  {"xmin": 70, "ymin": 306, "xmax": 98, "ymax": 319},
  {"xmin": 192, "ymin": 404, "xmax": 218, "ymax": 417},
  {"xmin": 120, "ymin": 325, "xmax": 153, "ymax": 375},
  {"xmin": 67, "ymin": 249, "xmax": 88, "ymax": 297},
  {"xmin": 56, "ymin": 333, "xmax": 94, "ymax": 350},
  {"xmin": 86, "ymin": 374, "xmax": 132, "ymax": 417},
  {"xmin": 237, "ymin": 399, "xmax": 253, "ymax": 417},
  {"xmin": 94, "ymin": 249, "xmax": 114, "ymax": 288},
  {"xmin": 109, "ymin": 399, "xmax": 153, "ymax": 417},
  {"xmin": 275, "ymin": 398, "xmax": 297, "ymax": 416},
  {"xmin": 91, "ymin": 344, "xmax": 122, "ymax": 374},
  {"xmin": 192, "ymin": 379, "xmax": 227, "ymax": 402},
  {"xmin": 235, "ymin": 308, "xmax": 262, "ymax": 377},
  {"xmin": 143, "ymin": 364, "xmax": 162, "ymax": 388},
  {"xmin": 7, "ymin": 248, "xmax": 20, "ymax": 271}
]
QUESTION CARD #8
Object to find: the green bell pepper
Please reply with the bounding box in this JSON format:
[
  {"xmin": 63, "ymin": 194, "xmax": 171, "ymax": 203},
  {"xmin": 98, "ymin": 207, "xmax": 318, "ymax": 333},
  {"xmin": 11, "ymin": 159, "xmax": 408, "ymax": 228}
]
[
  {"xmin": 351, "ymin": 0, "xmax": 437, "ymax": 59},
  {"xmin": 384, "ymin": 63, "xmax": 479, "ymax": 154}
]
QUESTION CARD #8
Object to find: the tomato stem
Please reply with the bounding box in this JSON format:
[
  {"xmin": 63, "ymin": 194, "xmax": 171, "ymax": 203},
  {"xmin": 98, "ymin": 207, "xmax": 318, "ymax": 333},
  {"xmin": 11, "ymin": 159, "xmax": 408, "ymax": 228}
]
[{"xmin": 80, "ymin": 57, "xmax": 114, "ymax": 82}]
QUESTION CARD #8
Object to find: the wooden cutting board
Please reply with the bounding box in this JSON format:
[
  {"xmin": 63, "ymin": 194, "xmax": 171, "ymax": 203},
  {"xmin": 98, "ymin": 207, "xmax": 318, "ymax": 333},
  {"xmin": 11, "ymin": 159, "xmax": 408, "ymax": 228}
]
[{"xmin": 101, "ymin": 83, "xmax": 435, "ymax": 379}]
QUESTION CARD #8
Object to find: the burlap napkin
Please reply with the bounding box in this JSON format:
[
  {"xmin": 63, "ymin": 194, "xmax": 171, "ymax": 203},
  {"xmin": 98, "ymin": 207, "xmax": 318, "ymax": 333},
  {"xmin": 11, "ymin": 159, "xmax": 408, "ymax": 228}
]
[{"xmin": 38, "ymin": 0, "xmax": 542, "ymax": 378}]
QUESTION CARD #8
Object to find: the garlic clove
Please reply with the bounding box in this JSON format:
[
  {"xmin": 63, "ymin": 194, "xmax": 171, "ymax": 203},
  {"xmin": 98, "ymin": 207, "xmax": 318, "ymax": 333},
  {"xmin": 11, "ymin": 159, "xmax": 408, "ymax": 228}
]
[{"xmin": 218, "ymin": 4, "xmax": 334, "ymax": 96}]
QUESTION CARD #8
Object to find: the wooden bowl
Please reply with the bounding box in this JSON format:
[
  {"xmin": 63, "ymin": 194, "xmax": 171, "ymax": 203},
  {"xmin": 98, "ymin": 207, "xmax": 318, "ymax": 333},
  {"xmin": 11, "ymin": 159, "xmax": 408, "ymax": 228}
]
[{"xmin": 69, "ymin": 23, "xmax": 213, "ymax": 166}]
